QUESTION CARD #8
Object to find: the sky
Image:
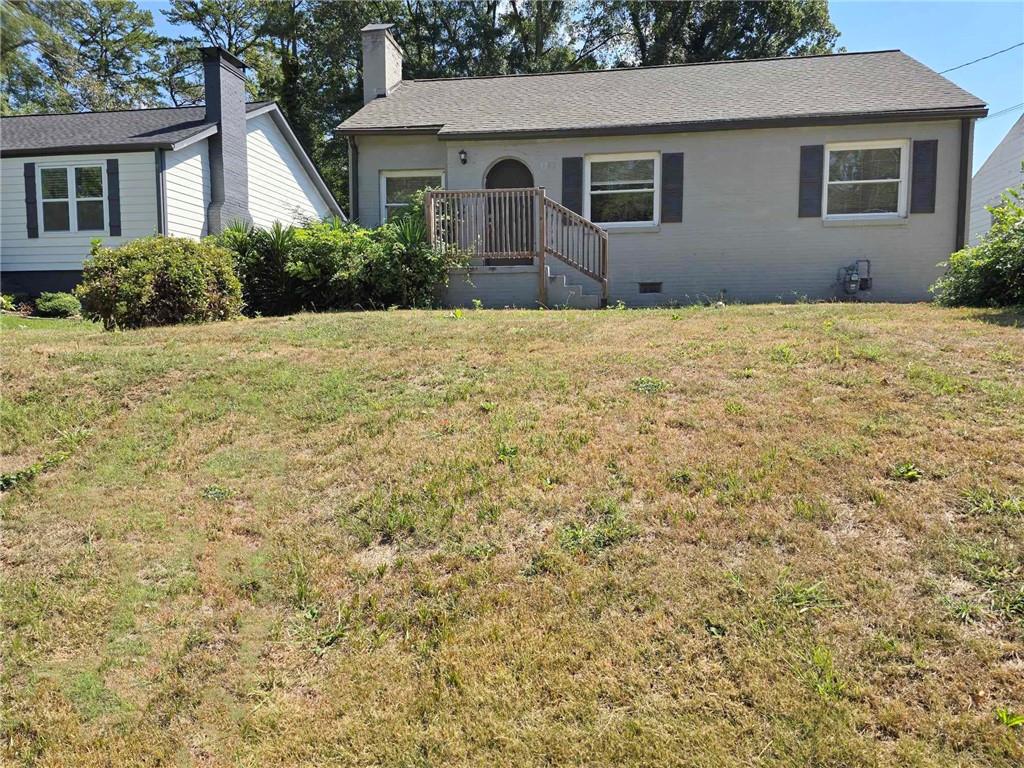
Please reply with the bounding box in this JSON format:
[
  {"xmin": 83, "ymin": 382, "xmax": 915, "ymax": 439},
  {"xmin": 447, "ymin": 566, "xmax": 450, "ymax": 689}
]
[
  {"xmin": 830, "ymin": 0, "xmax": 1024, "ymax": 172},
  {"xmin": 144, "ymin": 0, "xmax": 1023, "ymax": 173}
]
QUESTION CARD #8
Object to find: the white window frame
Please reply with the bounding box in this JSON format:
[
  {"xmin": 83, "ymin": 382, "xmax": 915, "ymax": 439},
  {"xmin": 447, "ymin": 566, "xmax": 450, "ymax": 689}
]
[
  {"xmin": 823, "ymin": 139, "xmax": 910, "ymax": 222},
  {"xmin": 583, "ymin": 151, "xmax": 661, "ymax": 229},
  {"xmin": 379, "ymin": 169, "xmax": 445, "ymax": 223},
  {"xmin": 37, "ymin": 162, "xmax": 108, "ymax": 235}
]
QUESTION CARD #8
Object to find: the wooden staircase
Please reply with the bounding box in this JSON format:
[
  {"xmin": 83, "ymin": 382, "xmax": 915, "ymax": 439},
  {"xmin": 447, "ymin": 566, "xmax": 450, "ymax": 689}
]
[{"xmin": 425, "ymin": 187, "xmax": 608, "ymax": 308}]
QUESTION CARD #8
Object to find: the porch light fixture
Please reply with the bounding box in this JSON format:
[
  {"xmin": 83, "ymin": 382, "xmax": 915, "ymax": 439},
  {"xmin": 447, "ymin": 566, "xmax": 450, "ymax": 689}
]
[{"xmin": 458, "ymin": 148, "xmax": 467, "ymax": 165}]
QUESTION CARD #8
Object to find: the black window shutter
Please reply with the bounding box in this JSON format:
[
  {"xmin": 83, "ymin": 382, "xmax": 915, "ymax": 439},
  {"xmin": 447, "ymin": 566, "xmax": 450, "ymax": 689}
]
[
  {"xmin": 562, "ymin": 157, "xmax": 583, "ymax": 214},
  {"xmin": 798, "ymin": 145, "xmax": 824, "ymax": 217},
  {"xmin": 24, "ymin": 163, "xmax": 38, "ymax": 238},
  {"xmin": 661, "ymin": 152, "xmax": 684, "ymax": 223},
  {"xmin": 910, "ymin": 139, "xmax": 937, "ymax": 214},
  {"xmin": 106, "ymin": 158, "xmax": 122, "ymax": 236}
]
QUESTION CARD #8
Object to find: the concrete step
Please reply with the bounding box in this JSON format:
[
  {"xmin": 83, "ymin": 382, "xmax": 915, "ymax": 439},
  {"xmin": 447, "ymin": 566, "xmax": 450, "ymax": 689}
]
[{"xmin": 545, "ymin": 266, "xmax": 602, "ymax": 309}]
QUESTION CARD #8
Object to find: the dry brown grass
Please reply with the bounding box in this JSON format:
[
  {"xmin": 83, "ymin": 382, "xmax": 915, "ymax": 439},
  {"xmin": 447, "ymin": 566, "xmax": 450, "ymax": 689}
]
[{"xmin": 2, "ymin": 304, "xmax": 1023, "ymax": 766}]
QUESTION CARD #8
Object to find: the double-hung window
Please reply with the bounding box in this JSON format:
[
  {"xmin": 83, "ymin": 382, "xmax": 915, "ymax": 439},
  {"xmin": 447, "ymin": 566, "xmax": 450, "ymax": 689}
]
[
  {"xmin": 824, "ymin": 140, "xmax": 909, "ymax": 220},
  {"xmin": 584, "ymin": 152, "xmax": 660, "ymax": 228},
  {"xmin": 380, "ymin": 170, "xmax": 445, "ymax": 222},
  {"xmin": 40, "ymin": 164, "xmax": 106, "ymax": 233}
]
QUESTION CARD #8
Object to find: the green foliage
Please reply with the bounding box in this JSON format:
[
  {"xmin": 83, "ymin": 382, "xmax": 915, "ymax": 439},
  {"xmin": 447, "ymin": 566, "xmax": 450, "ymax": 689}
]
[
  {"xmin": 995, "ymin": 707, "xmax": 1024, "ymax": 728},
  {"xmin": 932, "ymin": 182, "xmax": 1024, "ymax": 307},
  {"xmin": 76, "ymin": 236, "xmax": 243, "ymax": 330},
  {"xmin": 34, "ymin": 291, "xmax": 81, "ymax": 318},
  {"xmin": 557, "ymin": 500, "xmax": 636, "ymax": 556},
  {"xmin": 215, "ymin": 205, "xmax": 468, "ymax": 314},
  {"xmin": 0, "ymin": 451, "xmax": 68, "ymax": 492},
  {"xmin": 889, "ymin": 461, "xmax": 923, "ymax": 483},
  {"xmin": 631, "ymin": 376, "xmax": 668, "ymax": 394},
  {"xmin": 217, "ymin": 221, "xmax": 299, "ymax": 315}
]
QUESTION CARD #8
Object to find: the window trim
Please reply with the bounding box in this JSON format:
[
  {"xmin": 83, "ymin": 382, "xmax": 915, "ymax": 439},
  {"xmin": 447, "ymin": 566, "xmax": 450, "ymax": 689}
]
[
  {"xmin": 379, "ymin": 169, "xmax": 445, "ymax": 223},
  {"xmin": 583, "ymin": 151, "xmax": 660, "ymax": 229},
  {"xmin": 822, "ymin": 139, "xmax": 910, "ymax": 222},
  {"xmin": 37, "ymin": 162, "xmax": 108, "ymax": 235}
]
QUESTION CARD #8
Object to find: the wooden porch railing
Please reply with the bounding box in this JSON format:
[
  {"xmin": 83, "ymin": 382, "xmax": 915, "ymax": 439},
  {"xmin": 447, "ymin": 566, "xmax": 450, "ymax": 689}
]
[{"xmin": 425, "ymin": 187, "xmax": 609, "ymax": 306}]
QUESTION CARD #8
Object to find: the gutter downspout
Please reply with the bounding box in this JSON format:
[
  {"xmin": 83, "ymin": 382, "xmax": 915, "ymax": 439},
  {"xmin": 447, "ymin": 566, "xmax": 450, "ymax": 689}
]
[
  {"xmin": 348, "ymin": 135, "xmax": 359, "ymax": 223},
  {"xmin": 955, "ymin": 117, "xmax": 974, "ymax": 251},
  {"xmin": 155, "ymin": 149, "xmax": 168, "ymax": 235}
]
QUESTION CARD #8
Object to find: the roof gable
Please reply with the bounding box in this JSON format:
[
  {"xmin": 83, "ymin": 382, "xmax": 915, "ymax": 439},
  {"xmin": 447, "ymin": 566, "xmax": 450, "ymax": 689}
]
[{"xmin": 338, "ymin": 50, "xmax": 986, "ymax": 138}]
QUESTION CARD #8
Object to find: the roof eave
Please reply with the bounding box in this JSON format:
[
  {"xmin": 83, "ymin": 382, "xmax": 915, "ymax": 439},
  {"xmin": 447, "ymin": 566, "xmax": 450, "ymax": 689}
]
[
  {"xmin": 0, "ymin": 142, "xmax": 177, "ymax": 158},
  {"xmin": 334, "ymin": 125, "xmax": 443, "ymax": 136},
  {"xmin": 433, "ymin": 106, "xmax": 989, "ymax": 141}
]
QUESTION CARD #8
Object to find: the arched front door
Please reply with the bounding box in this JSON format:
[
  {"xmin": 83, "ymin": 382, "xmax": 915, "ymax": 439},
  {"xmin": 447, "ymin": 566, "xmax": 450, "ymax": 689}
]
[
  {"xmin": 484, "ymin": 159, "xmax": 534, "ymax": 264},
  {"xmin": 485, "ymin": 158, "xmax": 534, "ymax": 190}
]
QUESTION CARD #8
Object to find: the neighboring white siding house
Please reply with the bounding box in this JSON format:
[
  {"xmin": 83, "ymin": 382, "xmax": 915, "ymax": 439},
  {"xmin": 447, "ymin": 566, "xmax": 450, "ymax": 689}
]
[
  {"xmin": 247, "ymin": 111, "xmax": 334, "ymax": 228},
  {"xmin": 969, "ymin": 113, "xmax": 1024, "ymax": 244},
  {"xmin": 164, "ymin": 139, "xmax": 211, "ymax": 239},
  {"xmin": 0, "ymin": 48, "xmax": 341, "ymax": 295},
  {"xmin": 1, "ymin": 151, "xmax": 158, "ymax": 273}
]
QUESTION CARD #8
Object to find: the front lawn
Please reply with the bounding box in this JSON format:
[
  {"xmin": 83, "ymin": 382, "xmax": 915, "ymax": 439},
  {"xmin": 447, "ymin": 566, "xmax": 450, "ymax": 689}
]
[{"xmin": 2, "ymin": 304, "xmax": 1022, "ymax": 766}]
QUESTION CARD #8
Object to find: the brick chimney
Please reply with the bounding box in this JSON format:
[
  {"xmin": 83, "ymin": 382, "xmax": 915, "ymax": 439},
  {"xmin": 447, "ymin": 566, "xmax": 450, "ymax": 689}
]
[
  {"xmin": 202, "ymin": 46, "xmax": 251, "ymax": 232},
  {"xmin": 361, "ymin": 23, "xmax": 404, "ymax": 105}
]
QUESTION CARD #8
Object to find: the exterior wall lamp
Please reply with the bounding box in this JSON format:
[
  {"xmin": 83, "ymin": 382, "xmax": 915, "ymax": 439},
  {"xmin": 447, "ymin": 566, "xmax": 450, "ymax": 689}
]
[{"xmin": 458, "ymin": 148, "xmax": 467, "ymax": 165}]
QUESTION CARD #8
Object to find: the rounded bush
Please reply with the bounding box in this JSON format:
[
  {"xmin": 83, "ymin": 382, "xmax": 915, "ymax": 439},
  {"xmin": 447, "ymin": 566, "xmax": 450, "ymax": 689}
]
[
  {"xmin": 34, "ymin": 291, "xmax": 81, "ymax": 318},
  {"xmin": 76, "ymin": 236, "xmax": 243, "ymax": 330},
  {"xmin": 932, "ymin": 184, "xmax": 1024, "ymax": 307}
]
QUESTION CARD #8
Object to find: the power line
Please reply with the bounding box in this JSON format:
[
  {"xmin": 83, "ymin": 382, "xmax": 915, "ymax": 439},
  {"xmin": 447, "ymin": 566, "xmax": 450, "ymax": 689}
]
[
  {"xmin": 939, "ymin": 41, "xmax": 1024, "ymax": 73},
  {"xmin": 982, "ymin": 102, "xmax": 1024, "ymax": 120}
]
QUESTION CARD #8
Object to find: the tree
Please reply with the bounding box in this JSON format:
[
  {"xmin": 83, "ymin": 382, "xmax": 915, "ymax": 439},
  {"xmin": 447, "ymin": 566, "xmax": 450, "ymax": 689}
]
[
  {"xmin": 162, "ymin": 0, "xmax": 278, "ymax": 98},
  {"xmin": 603, "ymin": 0, "xmax": 840, "ymax": 66},
  {"xmin": 1, "ymin": 0, "xmax": 74, "ymax": 113},
  {"xmin": 35, "ymin": 0, "xmax": 163, "ymax": 111}
]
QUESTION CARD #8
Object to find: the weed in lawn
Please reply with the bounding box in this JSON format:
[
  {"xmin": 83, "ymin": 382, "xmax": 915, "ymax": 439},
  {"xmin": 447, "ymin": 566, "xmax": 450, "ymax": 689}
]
[
  {"xmin": 0, "ymin": 451, "xmax": 69, "ymax": 491},
  {"xmin": 775, "ymin": 578, "xmax": 839, "ymax": 614},
  {"xmin": 495, "ymin": 441, "xmax": 519, "ymax": 466},
  {"xmin": 793, "ymin": 495, "xmax": 834, "ymax": 524},
  {"xmin": 963, "ymin": 487, "xmax": 1024, "ymax": 517},
  {"xmin": 667, "ymin": 468, "xmax": 693, "ymax": 489},
  {"xmin": 201, "ymin": 484, "xmax": 234, "ymax": 501},
  {"xmin": 805, "ymin": 645, "xmax": 846, "ymax": 699},
  {"xmin": 631, "ymin": 376, "xmax": 668, "ymax": 394},
  {"xmin": 995, "ymin": 708, "xmax": 1024, "ymax": 728},
  {"xmin": 558, "ymin": 500, "xmax": 636, "ymax": 556},
  {"xmin": 465, "ymin": 541, "xmax": 499, "ymax": 561},
  {"xmin": 890, "ymin": 461, "xmax": 923, "ymax": 482},
  {"xmin": 524, "ymin": 549, "xmax": 568, "ymax": 577},
  {"xmin": 770, "ymin": 343, "xmax": 800, "ymax": 365}
]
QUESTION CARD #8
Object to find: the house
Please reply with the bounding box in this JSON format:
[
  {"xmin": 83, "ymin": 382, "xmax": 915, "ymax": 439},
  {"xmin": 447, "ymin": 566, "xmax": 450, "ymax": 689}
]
[
  {"xmin": 338, "ymin": 23, "xmax": 987, "ymax": 307},
  {"xmin": 969, "ymin": 113, "xmax": 1024, "ymax": 245},
  {"xmin": 1, "ymin": 47, "xmax": 342, "ymax": 296}
]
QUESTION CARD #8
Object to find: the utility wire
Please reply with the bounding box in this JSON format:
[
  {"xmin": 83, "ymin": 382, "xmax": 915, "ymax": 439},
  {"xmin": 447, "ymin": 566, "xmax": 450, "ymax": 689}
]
[
  {"xmin": 939, "ymin": 41, "xmax": 1024, "ymax": 73},
  {"xmin": 982, "ymin": 102, "xmax": 1024, "ymax": 120}
]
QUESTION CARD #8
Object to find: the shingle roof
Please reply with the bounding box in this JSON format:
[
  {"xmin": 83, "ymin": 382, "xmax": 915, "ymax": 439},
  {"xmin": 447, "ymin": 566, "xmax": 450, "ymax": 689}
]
[
  {"xmin": 0, "ymin": 102, "xmax": 273, "ymax": 156},
  {"xmin": 337, "ymin": 50, "xmax": 986, "ymax": 138}
]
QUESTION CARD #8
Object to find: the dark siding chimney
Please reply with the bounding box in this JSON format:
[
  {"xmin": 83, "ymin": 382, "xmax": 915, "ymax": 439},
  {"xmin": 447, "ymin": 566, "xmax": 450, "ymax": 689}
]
[{"xmin": 202, "ymin": 46, "xmax": 251, "ymax": 232}]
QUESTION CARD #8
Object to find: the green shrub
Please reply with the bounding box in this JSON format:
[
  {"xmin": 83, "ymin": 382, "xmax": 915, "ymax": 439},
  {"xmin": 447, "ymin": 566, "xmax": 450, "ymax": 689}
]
[
  {"xmin": 215, "ymin": 195, "xmax": 466, "ymax": 314},
  {"xmin": 215, "ymin": 221, "xmax": 300, "ymax": 316},
  {"xmin": 932, "ymin": 182, "xmax": 1024, "ymax": 307},
  {"xmin": 285, "ymin": 220, "xmax": 383, "ymax": 310},
  {"xmin": 76, "ymin": 236, "xmax": 243, "ymax": 330},
  {"xmin": 34, "ymin": 291, "xmax": 81, "ymax": 318}
]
